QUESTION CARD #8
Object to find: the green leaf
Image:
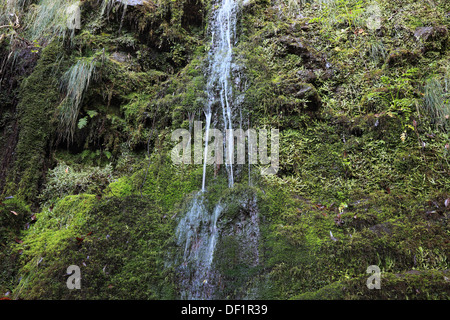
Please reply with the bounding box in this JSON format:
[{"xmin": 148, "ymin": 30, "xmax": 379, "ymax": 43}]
[
  {"xmin": 78, "ymin": 117, "xmax": 88, "ymax": 129},
  {"xmin": 81, "ymin": 150, "xmax": 91, "ymax": 160},
  {"xmin": 87, "ymin": 110, "xmax": 98, "ymax": 118}
]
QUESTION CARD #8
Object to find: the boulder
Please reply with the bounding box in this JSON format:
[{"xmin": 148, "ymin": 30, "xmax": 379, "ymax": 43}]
[
  {"xmin": 414, "ymin": 26, "xmax": 448, "ymax": 42},
  {"xmin": 385, "ymin": 48, "xmax": 419, "ymax": 67},
  {"xmin": 369, "ymin": 222, "xmax": 393, "ymax": 237},
  {"xmin": 278, "ymin": 82, "xmax": 322, "ymax": 113},
  {"xmin": 413, "ymin": 26, "xmax": 448, "ymax": 53}
]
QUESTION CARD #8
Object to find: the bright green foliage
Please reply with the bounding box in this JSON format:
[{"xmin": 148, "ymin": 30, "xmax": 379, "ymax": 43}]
[{"xmin": 38, "ymin": 162, "xmax": 113, "ymax": 205}]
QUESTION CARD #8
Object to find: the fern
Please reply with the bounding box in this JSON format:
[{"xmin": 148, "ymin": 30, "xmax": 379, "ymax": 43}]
[{"xmin": 77, "ymin": 117, "xmax": 88, "ymax": 129}]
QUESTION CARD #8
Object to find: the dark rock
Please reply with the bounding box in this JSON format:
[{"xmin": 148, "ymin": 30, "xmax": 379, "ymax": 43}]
[
  {"xmin": 413, "ymin": 26, "xmax": 448, "ymax": 53},
  {"xmin": 290, "ymin": 22, "xmax": 310, "ymax": 33},
  {"xmin": 369, "ymin": 222, "xmax": 393, "ymax": 236},
  {"xmin": 414, "ymin": 26, "xmax": 448, "ymax": 42},
  {"xmin": 275, "ymin": 80, "xmax": 322, "ymax": 114},
  {"xmin": 111, "ymin": 52, "xmax": 129, "ymax": 63},
  {"xmin": 414, "ymin": 27, "xmax": 435, "ymax": 41},
  {"xmin": 279, "ymin": 36, "xmax": 327, "ymax": 69},
  {"xmin": 296, "ymin": 69, "xmax": 317, "ymax": 83},
  {"xmin": 385, "ymin": 48, "xmax": 419, "ymax": 67},
  {"xmin": 295, "ymin": 83, "xmax": 322, "ymax": 112}
]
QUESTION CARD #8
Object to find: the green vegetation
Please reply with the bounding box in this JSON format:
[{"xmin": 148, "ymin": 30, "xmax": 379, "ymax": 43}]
[
  {"xmin": 0, "ymin": 0, "xmax": 449, "ymax": 300},
  {"xmin": 57, "ymin": 56, "xmax": 98, "ymax": 144}
]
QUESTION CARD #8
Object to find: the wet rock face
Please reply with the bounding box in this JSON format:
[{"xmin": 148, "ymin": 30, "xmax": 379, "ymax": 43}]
[
  {"xmin": 174, "ymin": 194, "xmax": 224, "ymax": 300},
  {"xmin": 213, "ymin": 195, "xmax": 261, "ymax": 299}
]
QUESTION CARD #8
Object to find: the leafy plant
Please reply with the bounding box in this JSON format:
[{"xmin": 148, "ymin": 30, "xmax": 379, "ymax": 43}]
[
  {"xmin": 310, "ymin": 0, "xmax": 366, "ymax": 34},
  {"xmin": 77, "ymin": 110, "xmax": 99, "ymax": 129},
  {"xmin": 39, "ymin": 162, "xmax": 113, "ymax": 204},
  {"xmin": 367, "ymin": 69, "xmax": 419, "ymax": 137}
]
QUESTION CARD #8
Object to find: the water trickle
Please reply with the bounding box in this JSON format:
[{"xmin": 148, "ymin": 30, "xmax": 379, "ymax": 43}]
[
  {"xmin": 175, "ymin": 193, "xmax": 223, "ymax": 299},
  {"xmin": 174, "ymin": 0, "xmax": 253, "ymax": 300},
  {"xmin": 203, "ymin": 0, "xmax": 240, "ymax": 190}
]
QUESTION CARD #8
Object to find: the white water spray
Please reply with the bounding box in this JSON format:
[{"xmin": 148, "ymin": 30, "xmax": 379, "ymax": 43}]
[
  {"xmin": 202, "ymin": 0, "xmax": 239, "ymax": 191},
  {"xmin": 175, "ymin": 0, "xmax": 242, "ymax": 300}
]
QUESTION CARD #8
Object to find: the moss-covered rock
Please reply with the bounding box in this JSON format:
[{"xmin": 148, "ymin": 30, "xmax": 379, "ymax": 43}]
[{"xmin": 3, "ymin": 41, "xmax": 68, "ymax": 204}]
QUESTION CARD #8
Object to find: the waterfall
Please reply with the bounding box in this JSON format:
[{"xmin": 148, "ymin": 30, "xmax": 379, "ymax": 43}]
[
  {"xmin": 203, "ymin": 0, "xmax": 239, "ymax": 191},
  {"xmin": 175, "ymin": 193, "xmax": 223, "ymax": 299},
  {"xmin": 174, "ymin": 0, "xmax": 248, "ymax": 300}
]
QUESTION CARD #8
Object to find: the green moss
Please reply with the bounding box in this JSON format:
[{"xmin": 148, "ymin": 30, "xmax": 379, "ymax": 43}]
[
  {"xmin": 8, "ymin": 193, "xmax": 179, "ymax": 299},
  {"xmin": 3, "ymin": 41, "xmax": 68, "ymax": 203},
  {"xmin": 295, "ymin": 270, "xmax": 450, "ymax": 300},
  {"xmin": 1, "ymin": 0, "xmax": 449, "ymax": 300},
  {"xmin": 0, "ymin": 197, "xmax": 32, "ymax": 295},
  {"xmin": 105, "ymin": 176, "xmax": 135, "ymax": 197},
  {"xmin": 9, "ymin": 194, "xmax": 96, "ymax": 299}
]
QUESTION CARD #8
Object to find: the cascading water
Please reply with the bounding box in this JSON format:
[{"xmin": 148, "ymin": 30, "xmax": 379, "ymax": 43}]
[
  {"xmin": 174, "ymin": 0, "xmax": 257, "ymax": 300},
  {"xmin": 175, "ymin": 193, "xmax": 223, "ymax": 299},
  {"xmin": 203, "ymin": 0, "xmax": 239, "ymax": 191}
]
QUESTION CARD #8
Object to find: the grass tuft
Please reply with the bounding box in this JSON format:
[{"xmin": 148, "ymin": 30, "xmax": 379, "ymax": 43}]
[{"xmin": 57, "ymin": 58, "xmax": 97, "ymax": 144}]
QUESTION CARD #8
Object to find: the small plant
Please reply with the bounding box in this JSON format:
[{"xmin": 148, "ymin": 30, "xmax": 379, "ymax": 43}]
[
  {"xmin": 39, "ymin": 162, "xmax": 113, "ymax": 205},
  {"xmin": 56, "ymin": 57, "xmax": 97, "ymax": 144},
  {"xmin": 367, "ymin": 39, "xmax": 387, "ymax": 65},
  {"xmin": 310, "ymin": 0, "xmax": 366, "ymax": 34},
  {"xmin": 366, "ymin": 69, "xmax": 418, "ymax": 137}
]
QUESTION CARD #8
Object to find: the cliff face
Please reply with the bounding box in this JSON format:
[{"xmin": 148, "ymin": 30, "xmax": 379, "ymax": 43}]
[{"xmin": 0, "ymin": 0, "xmax": 449, "ymax": 300}]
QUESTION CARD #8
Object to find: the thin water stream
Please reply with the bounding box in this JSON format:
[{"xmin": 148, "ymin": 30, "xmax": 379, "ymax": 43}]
[{"xmin": 175, "ymin": 0, "xmax": 241, "ymax": 299}]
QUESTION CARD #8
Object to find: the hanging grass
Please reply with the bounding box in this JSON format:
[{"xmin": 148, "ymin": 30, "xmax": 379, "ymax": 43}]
[
  {"xmin": 26, "ymin": 0, "xmax": 81, "ymax": 44},
  {"xmin": 367, "ymin": 39, "xmax": 387, "ymax": 65},
  {"xmin": 423, "ymin": 77, "xmax": 450, "ymax": 131},
  {"xmin": 57, "ymin": 57, "xmax": 97, "ymax": 144},
  {"xmin": 0, "ymin": 0, "xmax": 30, "ymax": 22}
]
